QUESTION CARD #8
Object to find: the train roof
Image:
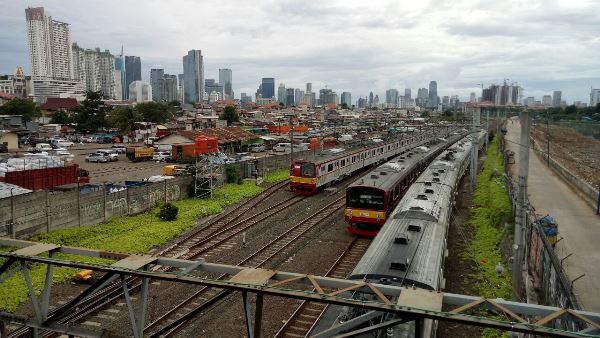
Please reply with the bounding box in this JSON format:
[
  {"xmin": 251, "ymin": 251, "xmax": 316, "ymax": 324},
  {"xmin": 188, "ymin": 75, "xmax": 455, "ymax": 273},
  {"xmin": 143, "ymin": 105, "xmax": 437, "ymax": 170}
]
[{"xmin": 350, "ymin": 133, "xmax": 479, "ymax": 290}]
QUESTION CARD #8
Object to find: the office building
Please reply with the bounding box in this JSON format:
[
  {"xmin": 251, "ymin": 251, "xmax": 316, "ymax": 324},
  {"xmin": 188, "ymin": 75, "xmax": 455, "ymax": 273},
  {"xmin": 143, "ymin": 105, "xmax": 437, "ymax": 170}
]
[
  {"xmin": 306, "ymin": 82, "xmax": 312, "ymax": 94},
  {"xmin": 481, "ymin": 82, "xmax": 522, "ymax": 106},
  {"xmin": 404, "ymin": 88, "xmax": 411, "ymax": 101},
  {"xmin": 385, "ymin": 89, "xmax": 399, "ymax": 107},
  {"xmin": 357, "ymin": 97, "xmax": 367, "ymax": 109},
  {"xmin": 428, "ymin": 81, "xmax": 438, "ymax": 107},
  {"xmin": 341, "ymin": 92, "xmax": 351, "ymax": 107},
  {"xmin": 182, "ymin": 49, "xmax": 204, "ymax": 103},
  {"xmin": 31, "ymin": 78, "xmax": 85, "ymax": 103},
  {"xmin": 591, "ymin": 89, "xmax": 600, "ymax": 107},
  {"xmin": 114, "ymin": 47, "xmax": 126, "ymax": 100},
  {"xmin": 240, "ymin": 93, "xmax": 252, "ymax": 103},
  {"xmin": 205, "ymin": 78, "xmax": 224, "ymax": 101},
  {"xmin": 416, "ymin": 88, "xmax": 428, "ymax": 107},
  {"xmin": 286, "ymin": 88, "xmax": 295, "ymax": 106},
  {"xmin": 218, "ymin": 68, "xmax": 233, "ymax": 99},
  {"xmin": 542, "ymin": 95, "xmax": 552, "ymax": 106},
  {"xmin": 124, "ymin": 56, "xmax": 141, "ymax": 100},
  {"xmin": 25, "ymin": 7, "xmax": 74, "ymax": 79},
  {"xmin": 470, "ymin": 92, "xmax": 476, "ymax": 102},
  {"xmin": 159, "ymin": 74, "xmax": 178, "ymax": 102},
  {"xmin": 177, "ymin": 74, "xmax": 184, "ymax": 103},
  {"xmin": 368, "ymin": 91, "xmax": 373, "ymax": 107},
  {"xmin": 295, "ymin": 88, "xmax": 304, "ymax": 106},
  {"xmin": 150, "ymin": 69, "xmax": 164, "ymax": 101},
  {"xmin": 128, "ymin": 81, "xmax": 151, "ymax": 103},
  {"xmin": 277, "ymin": 83, "xmax": 286, "ymax": 104},
  {"xmin": 373, "ymin": 94, "xmax": 380, "ymax": 107},
  {"xmin": 261, "ymin": 78, "xmax": 275, "ymax": 99},
  {"xmin": 319, "ymin": 89, "xmax": 338, "ymax": 106},
  {"xmin": 523, "ymin": 97, "xmax": 535, "ymax": 106},
  {"xmin": 552, "ymin": 91, "xmax": 562, "ymax": 107}
]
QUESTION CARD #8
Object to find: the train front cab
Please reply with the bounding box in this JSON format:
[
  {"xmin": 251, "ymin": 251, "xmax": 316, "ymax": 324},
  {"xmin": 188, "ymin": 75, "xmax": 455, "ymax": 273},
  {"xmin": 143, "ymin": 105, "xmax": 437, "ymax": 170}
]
[
  {"xmin": 345, "ymin": 186, "xmax": 387, "ymax": 237},
  {"xmin": 290, "ymin": 160, "xmax": 317, "ymax": 195}
]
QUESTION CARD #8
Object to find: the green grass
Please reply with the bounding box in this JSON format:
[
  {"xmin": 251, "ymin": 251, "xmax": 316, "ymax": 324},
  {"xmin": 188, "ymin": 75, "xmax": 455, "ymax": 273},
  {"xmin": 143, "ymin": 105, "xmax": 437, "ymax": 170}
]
[
  {"xmin": 463, "ymin": 137, "xmax": 513, "ymax": 338},
  {"xmin": 0, "ymin": 181, "xmax": 264, "ymax": 312},
  {"xmin": 263, "ymin": 168, "xmax": 290, "ymax": 183}
]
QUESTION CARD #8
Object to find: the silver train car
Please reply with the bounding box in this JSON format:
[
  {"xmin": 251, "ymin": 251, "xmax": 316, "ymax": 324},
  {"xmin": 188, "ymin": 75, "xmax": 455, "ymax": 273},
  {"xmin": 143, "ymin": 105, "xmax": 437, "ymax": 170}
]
[{"xmin": 309, "ymin": 131, "xmax": 487, "ymax": 338}]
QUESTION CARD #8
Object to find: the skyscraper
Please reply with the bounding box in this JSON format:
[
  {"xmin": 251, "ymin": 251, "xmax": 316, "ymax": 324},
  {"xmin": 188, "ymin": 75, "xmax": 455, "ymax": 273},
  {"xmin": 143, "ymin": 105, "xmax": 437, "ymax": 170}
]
[
  {"xmin": 114, "ymin": 47, "xmax": 127, "ymax": 100},
  {"xmin": 385, "ymin": 89, "xmax": 399, "ymax": 107},
  {"xmin": 72, "ymin": 44, "xmax": 116, "ymax": 99},
  {"xmin": 125, "ymin": 56, "xmax": 141, "ymax": 99},
  {"xmin": 183, "ymin": 49, "xmax": 204, "ymax": 103},
  {"xmin": 159, "ymin": 74, "xmax": 178, "ymax": 102},
  {"xmin": 150, "ymin": 69, "xmax": 164, "ymax": 101},
  {"xmin": 295, "ymin": 88, "xmax": 304, "ymax": 105},
  {"xmin": 542, "ymin": 95, "xmax": 552, "ymax": 106},
  {"xmin": 319, "ymin": 89, "xmax": 339, "ymax": 106},
  {"xmin": 416, "ymin": 88, "xmax": 428, "ymax": 107},
  {"xmin": 470, "ymin": 92, "xmax": 476, "ymax": 102},
  {"xmin": 306, "ymin": 82, "xmax": 312, "ymax": 94},
  {"xmin": 368, "ymin": 92, "xmax": 374, "ymax": 107},
  {"xmin": 552, "ymin": 91, "xmax": 562, "ymax": 107},
  {"xmin": 286, "ymin": 88, "xmax": 295, "ymax": 106},
  {"xmin": 205, "ymin": 79, "xmax": 224, "ymax": 100},
  {"xmin": 341, "ymin": 92, "xmax": 351, "ymax": 107},
  {"xmin": 218, "ymin": 68, "xmax": 233, "ymax": 99},
  {"xmin": 277, "ymin": 83, "xmax": 286, "ymax": 104},
  {"xmin": 129, "ymin": 81, "xmax": 151, "ymax": 103},
  {"xmin": 261, "ymin": 78, "xmax": 275, "ymax": 99},
  {"xmin": 25, "ymin": 7, "xmax": 73, "ymax": 79},
  {"xmin": 428, "ymin": 81, "xmax": 438, "ymax": 107},
  {"xmin": 591, "ymin": 89, "xmax": 600, "ymax": 107},
  {"xmin": 404, "ymin": 88, "xmax": 411, "ymax": 101}
]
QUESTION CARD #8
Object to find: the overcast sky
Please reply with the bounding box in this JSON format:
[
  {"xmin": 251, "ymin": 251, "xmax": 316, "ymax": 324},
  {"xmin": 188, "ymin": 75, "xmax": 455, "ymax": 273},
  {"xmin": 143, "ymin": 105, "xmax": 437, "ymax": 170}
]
[{"xmin": 2, "ymin": 0, "xmax": 599, "ymax": 103}]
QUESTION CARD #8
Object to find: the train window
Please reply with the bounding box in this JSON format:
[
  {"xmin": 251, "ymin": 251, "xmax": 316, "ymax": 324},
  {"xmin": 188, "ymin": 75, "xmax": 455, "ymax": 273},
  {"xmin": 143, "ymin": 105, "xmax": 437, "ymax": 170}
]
[
  {"xmin": 388, "ymin": 145, "xmax": 391, "ymax": 150},
  {"xmin": 327, "ymin": 163, "xmax": 334, "ymax": 172},
  {"xmin": 347, "ymin": 187, "xmax": 385, "ymax": 211},
  {"xmin": 424, "ymin": 182, "xmax": 432, "ymax": 186},
  {"xmin": 425, "ymin": 189, "xmax": 434, "ymax": 194},
  {"xmin": 433, "ymin": 177, "xmax": 440, "ymax": 182},
  {"xmin": 416, "ymin": 194, "xmax": 428, "ymax": 200},
  {"xmin": 301, "ymin": 163, "xmax": 315, "ymax": 177},
  {"xmin": 341, "ymin": 159, "xmax": 346, "ymax": 166}
]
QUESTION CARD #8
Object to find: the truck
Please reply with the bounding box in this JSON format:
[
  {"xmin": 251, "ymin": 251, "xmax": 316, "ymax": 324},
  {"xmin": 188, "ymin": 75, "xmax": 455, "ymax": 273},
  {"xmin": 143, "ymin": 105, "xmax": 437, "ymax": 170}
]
[
  {"xmin": 126, "ymin": 147, "xmax": 155, "ymax": 162},
  {"xmin": 0, "ymin": 165, "xmax": 90, "ymax": 190}
]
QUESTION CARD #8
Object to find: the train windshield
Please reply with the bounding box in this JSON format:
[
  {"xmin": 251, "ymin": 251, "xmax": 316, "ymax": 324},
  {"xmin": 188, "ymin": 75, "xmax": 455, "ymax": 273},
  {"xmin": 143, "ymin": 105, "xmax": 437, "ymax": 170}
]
[
  {"xmin": 347, "ymin": 187, "xmax": 385, "ymax": 211},
  {"xmin": 291, "ymin": 162, "xmax": 315, "ymax": 177}
]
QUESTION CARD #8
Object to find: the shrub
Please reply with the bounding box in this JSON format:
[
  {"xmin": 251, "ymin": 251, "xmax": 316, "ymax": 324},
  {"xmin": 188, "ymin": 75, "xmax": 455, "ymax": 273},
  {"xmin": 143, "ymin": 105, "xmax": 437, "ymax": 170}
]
[
  {"xmin": 158, "ymin": 203, "xmax": 178, "ymax": 221},
  {"xmin": 225, "ymin": 164, "xmax": 240, "ymax": 183}
]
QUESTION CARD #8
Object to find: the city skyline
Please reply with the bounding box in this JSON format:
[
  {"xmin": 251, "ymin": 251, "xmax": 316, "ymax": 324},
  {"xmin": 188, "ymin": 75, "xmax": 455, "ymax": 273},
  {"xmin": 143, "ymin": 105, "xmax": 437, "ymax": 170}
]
[{"xmin": 2, "ymin": 1, "xmax": 600, "ymax": 103}]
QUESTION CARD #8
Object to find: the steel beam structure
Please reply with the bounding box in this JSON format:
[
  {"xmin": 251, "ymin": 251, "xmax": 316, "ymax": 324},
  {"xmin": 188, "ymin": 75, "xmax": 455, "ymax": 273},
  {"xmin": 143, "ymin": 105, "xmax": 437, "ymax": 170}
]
[{"xmin": 0, "ymin": 238, "xmax": 599, "ymax": 338}]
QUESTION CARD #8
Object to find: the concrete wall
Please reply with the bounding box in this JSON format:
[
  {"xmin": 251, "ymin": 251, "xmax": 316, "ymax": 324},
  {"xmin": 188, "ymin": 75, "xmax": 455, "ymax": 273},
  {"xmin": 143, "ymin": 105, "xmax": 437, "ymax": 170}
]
[
  {"xmin": 0, "ymin": 176, "xmax": 192, "ymax": 239},
  {"xmin": 531, "ymin": 140, "xmax": 598, "ymax": 210}
]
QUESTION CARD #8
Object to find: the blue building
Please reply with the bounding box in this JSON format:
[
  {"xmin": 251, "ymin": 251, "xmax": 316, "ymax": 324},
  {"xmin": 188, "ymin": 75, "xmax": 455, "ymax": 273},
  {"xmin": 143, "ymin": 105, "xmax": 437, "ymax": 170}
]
[
  {"xmin": 183, "ymin": 49, "xmax": 204, "ymax": 104},
  {"xmin": 125, "ymin": 56, "xmax": 141, "ymax": 99},
  {"xmin": 261, "ymin": 78, "xmax": 275, "ymax": 99}
]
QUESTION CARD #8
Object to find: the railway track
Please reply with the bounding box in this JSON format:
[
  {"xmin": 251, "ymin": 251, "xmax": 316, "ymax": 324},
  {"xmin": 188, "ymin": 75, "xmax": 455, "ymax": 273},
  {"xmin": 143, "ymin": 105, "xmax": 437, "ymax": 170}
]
[
  {"xmin": 143, "ymin": 196, "xmax": 347, "ymax": 338},
  {"xmin": 274, "ymin": 237, "xmax": 372, "ymax": 338},
  {"xmin": 8, "ymin": 180, "xmax": 292, "ymax": 338}
]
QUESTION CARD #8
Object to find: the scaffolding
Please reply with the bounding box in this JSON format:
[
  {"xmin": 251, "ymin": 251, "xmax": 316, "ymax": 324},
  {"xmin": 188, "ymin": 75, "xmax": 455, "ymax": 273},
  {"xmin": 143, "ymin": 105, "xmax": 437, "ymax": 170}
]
[{"xmin": 193, "ymin": 155, "xmax": 223, "ymax": 198}]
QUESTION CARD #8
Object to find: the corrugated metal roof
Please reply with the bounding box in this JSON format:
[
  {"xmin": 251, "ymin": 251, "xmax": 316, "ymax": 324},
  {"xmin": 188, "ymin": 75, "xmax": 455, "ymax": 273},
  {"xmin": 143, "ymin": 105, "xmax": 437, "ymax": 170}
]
[{"xmin": 0, "ymin": 182, "xmax": 32, "ymax": 199}]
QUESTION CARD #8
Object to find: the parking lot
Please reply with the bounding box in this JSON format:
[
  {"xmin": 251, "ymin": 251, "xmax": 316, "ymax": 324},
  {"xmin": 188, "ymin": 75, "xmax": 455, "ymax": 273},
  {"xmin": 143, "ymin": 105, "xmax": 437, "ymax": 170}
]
[{"xmin": 67, "ymin": 144, "xmax": 166, "ymax": 183}]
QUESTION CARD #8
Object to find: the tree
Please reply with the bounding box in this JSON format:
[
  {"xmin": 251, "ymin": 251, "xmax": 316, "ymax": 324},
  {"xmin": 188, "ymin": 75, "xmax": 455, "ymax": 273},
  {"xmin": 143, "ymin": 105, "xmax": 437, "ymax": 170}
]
[
  {"xmin": 596, "ymin": 103, "xmax": 600, "ymax": 114},
  {"xmin": 341, "ymin": 102, "xmax": 349, "ymax": 109},
  {"xmin": 73, "ymin": 91, "xmax": 109, "ymax": 133},
  {"xmin": 0, "ymin": 98, "xmax": 40, "ymax": 123},
  {"xmin": 168, "ymin": 100, "xmax": 181, "ymax": 107},
  {"xmin": 220, "ymin": 105, "xmax": 239, "ymax": 126},
  {"xmin": 108, "ymin": 106, "xmax": 142, "ymax": 134},
  {"xmin": 135, "ymin": 102, "xmax": 172, "ymax": 124},
  {"xmin": 50, "ymin": 111, "xmax": 72, "ymax": 124},
  {"xmin": 564, "ymin": 105, "xmax": 577, "ymax": 115}
]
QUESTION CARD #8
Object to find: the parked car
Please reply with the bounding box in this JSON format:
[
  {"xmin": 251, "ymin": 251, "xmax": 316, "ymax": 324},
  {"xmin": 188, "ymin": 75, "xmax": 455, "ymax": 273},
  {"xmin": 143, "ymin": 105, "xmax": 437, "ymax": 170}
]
[
  {"xmin": 34, "ymin": 143, "xmax": 53, "ymax": 152},
  {"xmin": 111, "ymin": 144, "xmax": 127, "ymax": 154},
  {"xmin": 249, "ymin": 144, "xmax": 266, "ymax": 153},
  {"xmin": 85, "ymin": 153, "xmax": 110, "ymax": 163},
  {"xmin": 272, "ymin": 143, "xmax": 292, "ymax": 152},
  {"xmin": 51, "ymin": 139, "xmax": 74, "ymax": 148},
  {"xmin": 152, "ymin": 151, "xmax": 171, "ymax": 162},
  {"xmin": 95, "ymin": 149, "xmax": 119, "ymax": 162},
  {"xmin": 96, "ymin": 136, "xmax": 113, "ymax": 144},
  {"xmin": 80, "ymin": 136, "xmax": 95, "ymax": 143},
  {"xmin": 53, "ymin": 150, "xmax": 75, "ymax": 160}
]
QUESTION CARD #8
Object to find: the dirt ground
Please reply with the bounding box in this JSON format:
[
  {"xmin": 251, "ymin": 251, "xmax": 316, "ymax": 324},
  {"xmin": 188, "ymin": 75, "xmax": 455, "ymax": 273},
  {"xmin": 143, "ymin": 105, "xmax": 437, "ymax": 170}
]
[{"xmin": 532, "ymin": 125, "xmax": 600, "ymax": 187}]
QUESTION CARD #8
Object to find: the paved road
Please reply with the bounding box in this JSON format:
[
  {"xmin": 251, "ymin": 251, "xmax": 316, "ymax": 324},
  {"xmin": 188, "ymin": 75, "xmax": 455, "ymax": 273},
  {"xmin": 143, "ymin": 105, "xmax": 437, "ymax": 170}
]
[{"xmin": 505, "ymin": 118, "xmax": 600, "ymax": 312}]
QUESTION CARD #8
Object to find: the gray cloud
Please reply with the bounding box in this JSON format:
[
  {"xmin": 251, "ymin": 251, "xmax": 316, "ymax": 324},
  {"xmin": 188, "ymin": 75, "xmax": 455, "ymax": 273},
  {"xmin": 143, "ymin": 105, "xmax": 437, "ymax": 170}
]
[{"xmin": 1, "ymin": 0, "xmax": 599, "ymax": 102}]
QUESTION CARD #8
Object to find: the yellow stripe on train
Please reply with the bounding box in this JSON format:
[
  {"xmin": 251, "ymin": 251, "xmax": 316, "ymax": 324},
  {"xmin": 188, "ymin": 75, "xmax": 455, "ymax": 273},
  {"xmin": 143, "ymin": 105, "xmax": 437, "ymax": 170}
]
[
  {"xmin": 290, "ymin": 176, "xmax": 317, "ymax": 184},
  {"xmin": 345, "ymin": 208, "xmax": 386, "ymax": 220}
]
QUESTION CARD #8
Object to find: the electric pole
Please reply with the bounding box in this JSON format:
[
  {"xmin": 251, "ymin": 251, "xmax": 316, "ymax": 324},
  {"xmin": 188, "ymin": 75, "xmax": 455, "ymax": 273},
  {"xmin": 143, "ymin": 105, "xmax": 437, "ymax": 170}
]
[
  {"xmin": 513, "ymin": 110, "xmax": 531, "ymax": 301},
  {"xmin": 470, "ymin": 107, "xmax": 480, "ymax": 189}
]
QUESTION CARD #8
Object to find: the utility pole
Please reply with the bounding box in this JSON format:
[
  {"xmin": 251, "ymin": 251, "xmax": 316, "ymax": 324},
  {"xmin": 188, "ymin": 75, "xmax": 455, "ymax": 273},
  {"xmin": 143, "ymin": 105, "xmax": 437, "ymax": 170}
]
[
  {"xmin": 485, "ymin": 109, "xmax": 490, "ymax": 151},
  {"xmin": 513, "ymin": 110, "xmax": 531, "ymax": 301},
  {"xmin": 470, "ymin": 108, "xmax": 480, "ymax": 189},
  {"xmin": 288, "ymin": 115, "xmax": 294, "ymax": 165}
]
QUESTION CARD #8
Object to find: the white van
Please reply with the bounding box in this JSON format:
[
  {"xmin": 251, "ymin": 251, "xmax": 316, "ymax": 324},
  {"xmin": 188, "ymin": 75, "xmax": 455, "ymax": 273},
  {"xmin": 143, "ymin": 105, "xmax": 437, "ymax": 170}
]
[
  {"xmin": 272, "ymin": 143, "xmax": 292, "ymax": 153},
  {"xmin": 338, "ymin": 134, "xmax": 353, "ymax": 143},
  {"xmin": 35, "ymin": 143, "xmax": 53, "ymax": 151}
]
